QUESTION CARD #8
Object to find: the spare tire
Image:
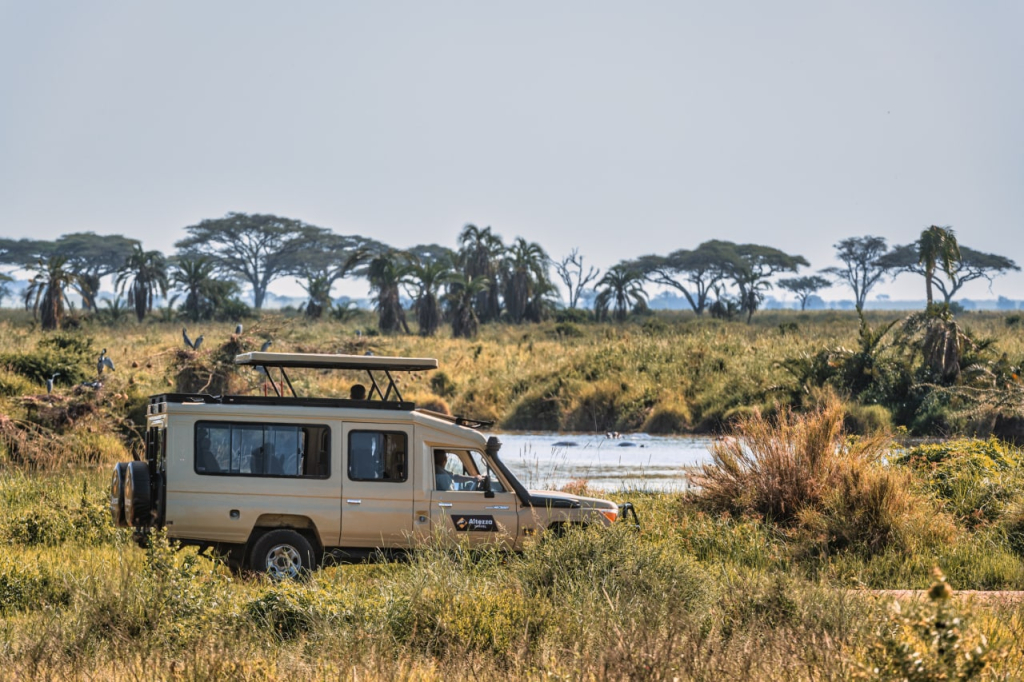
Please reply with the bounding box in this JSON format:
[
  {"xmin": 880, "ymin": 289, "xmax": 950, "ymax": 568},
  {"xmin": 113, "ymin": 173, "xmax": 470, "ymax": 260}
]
[
  {"xmin": 124, "ymin": 461, "xmax": 151, "ymax": 527},
  {"xmin": 109, "ymin": 462, "xmax": 129, "ymax": 527}
]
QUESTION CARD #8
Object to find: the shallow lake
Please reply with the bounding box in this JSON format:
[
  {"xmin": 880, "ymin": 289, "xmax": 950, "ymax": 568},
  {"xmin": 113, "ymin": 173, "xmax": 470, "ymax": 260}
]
[{"xmin": 491, "ymin": 432, "xmax": 713, "ymax": 493}]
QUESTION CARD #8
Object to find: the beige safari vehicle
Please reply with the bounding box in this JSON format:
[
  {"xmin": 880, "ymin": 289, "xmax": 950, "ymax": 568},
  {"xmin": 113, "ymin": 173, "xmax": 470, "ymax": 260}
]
[{"xmin": 109, "ymin": 352, "xmax": 637, "ymax": 578}]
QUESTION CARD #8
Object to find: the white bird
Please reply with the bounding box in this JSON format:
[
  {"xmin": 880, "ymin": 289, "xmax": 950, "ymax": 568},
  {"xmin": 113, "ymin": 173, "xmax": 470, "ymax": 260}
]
[
  {"xmin": 182, "ymin": 328, "xmax": 195, "ymax": 350},
  {"xmin": 102, "ymin": 356, "xmax": 115, "ymax": 372},
  {"xmin": 46, "ymin": 372, "xmax": 60, "ymax": 394},
  {"xmin": 193, "ymin": 334, "xmax": 204, "ymax": 352}
]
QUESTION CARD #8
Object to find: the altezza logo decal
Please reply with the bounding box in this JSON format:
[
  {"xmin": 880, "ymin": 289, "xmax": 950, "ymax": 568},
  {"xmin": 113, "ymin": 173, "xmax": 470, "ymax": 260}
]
[{"xmin": 452, "ymin": 515, "xmax": 497, "ymax": 532}]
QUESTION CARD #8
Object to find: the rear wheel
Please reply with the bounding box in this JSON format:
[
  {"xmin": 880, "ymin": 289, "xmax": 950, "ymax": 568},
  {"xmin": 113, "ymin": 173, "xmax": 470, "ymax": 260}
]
[
  {"xmin": 109, "ymin": 462, "xmax": 129, "ymax": 527},
  {"xmin": 249, "ymin": 530, "xmax": 316, "ymax": 580}
]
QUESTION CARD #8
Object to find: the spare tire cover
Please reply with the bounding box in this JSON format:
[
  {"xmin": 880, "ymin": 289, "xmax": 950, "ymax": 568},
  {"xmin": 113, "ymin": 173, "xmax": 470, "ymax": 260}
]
[
  {"xmin": 124, "ymin": 461, "xmax": 151, "ymax": 527},
  {"xmin": 109, "ymin": 462, "xmax": 130, "ymax": 527}
]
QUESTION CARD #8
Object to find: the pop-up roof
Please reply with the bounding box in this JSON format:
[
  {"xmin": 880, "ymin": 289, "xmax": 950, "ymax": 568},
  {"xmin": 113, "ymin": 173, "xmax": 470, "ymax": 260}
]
[
  {"xmin": 234, "ymin": 352, "xmax": 437, "ymax": 371},
  {"xmin": 234, "ymin": 352, "xmax": 437, "ymax": 402}
]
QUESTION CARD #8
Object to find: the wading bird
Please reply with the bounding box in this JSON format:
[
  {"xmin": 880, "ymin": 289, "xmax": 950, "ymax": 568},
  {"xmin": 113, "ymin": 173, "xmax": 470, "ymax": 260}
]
[
  {"xmin": 235, "ymin": 323, "xmax": 243, "ymax": 335},
  {"xmin": 182, "ymin": 328, "xmax": 195, "ymax": 350},
  {"xmin": 261, "ymin": 339, "xmax": 273, "ymax": 352},
  {"xmin": 193, "ymin": 334, "xmax": 204, "ymax": 352},
  {"xmin": 97, "ymin": 349, "xmax": 114, "ymax": 375},
  {"xmin": 46, "ymin": 372, "xmax": 59, "ymax": 394}
]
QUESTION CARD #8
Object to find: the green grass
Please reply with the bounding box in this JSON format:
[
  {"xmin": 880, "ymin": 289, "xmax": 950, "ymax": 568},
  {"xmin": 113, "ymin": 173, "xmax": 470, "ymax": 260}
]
[{"xmin": 2, "ymin": 311, "xmax": 1024, "ymax": 677}]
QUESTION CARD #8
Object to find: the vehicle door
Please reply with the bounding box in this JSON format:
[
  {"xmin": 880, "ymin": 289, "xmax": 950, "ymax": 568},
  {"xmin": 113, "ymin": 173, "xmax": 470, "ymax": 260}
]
[
  {"xmin": 429, "ymin": 449, "xmax": 519, "ymax": 547},
  {"xmin": 339, "ymin": 423, "xmax": 415, "ymax": 548}
]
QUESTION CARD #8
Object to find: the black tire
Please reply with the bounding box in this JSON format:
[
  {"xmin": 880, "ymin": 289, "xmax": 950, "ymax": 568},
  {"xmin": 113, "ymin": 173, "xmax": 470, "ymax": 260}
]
[
  {"xmin": 109, "ymin": 462, "xmax": 129, "ymax": 528},
  {"xmin": 249, "ymin": 530, "xmax": 317, "ymax": 580},
  {"xmin": 124, "ymin": 461, "xmax": 151, "ymax": 527}
]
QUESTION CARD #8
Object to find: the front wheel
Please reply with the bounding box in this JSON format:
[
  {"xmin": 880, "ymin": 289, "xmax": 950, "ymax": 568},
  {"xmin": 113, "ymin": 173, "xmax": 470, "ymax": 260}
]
[{"xmin": 249, "ymin": 530, "xmax": 316, "ymax": 580}]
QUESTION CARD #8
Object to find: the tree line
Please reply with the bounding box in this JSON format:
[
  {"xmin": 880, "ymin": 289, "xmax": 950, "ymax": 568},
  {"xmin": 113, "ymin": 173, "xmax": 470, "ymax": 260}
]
[{"xmin": 0, "ymin": 214, "xmax": 1018, "ymax": 333}]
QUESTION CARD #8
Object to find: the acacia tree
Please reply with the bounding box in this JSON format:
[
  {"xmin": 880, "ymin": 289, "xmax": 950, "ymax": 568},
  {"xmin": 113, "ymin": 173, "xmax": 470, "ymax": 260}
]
[
  {"xmin": 595, "ymin": 265, "xmax": 648, "ymax": 321},
  {"xmin": 727, "ymin": 244, "xmax": 809, "ymax": 322},
  {"xmin": 55, "ymin": 233, "xmax": 139, "ymax": 311},
  {"xmin": 286, "ymin": 231, "xmax": 382, "ymax": 318},
  {"xmin": 176, "ymin": 213, "xmax": 314, "ymax": 309},
  {"xmin": 778, "ymin": 275, "xmax": 831, "ymax": 310},
  {"xmin": 879, "ymin": 242, "xmax": 1017, "ymax": 306},
  {"xmin": 25, "ymin": 256, "xmax": 79, "ymax": 330},
  {"xmin": 629, "ymin": 241, "xmax": 739, "ymax": 316},
  {"xmin": 117, "ymin": 246, "xmax": 169, "ymax": 323},
  {"xmin": 820, "ymin": 236, "xmax": 890, "ymax": 312},
  {"xmin": 554, "ymin": 248, "xmax": 600, "ymax": 310},
  {"xmin": 917, "ymin": 226, "xmax": 961, "ymax": 306},
  {"xmin": 458, "ymin": 224, "xmax": 505, "ymax": 323}
]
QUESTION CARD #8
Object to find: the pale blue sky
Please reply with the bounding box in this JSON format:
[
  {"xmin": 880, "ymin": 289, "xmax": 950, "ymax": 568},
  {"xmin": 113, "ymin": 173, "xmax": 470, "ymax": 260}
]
[{"xmin": 1, "ymin": 1, "xmax": 1022, "ymax": 303}]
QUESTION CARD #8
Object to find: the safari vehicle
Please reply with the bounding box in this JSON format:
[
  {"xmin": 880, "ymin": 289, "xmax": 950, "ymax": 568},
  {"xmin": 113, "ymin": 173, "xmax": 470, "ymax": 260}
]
[{"xmin": 109, "ymin": 352, "xmax": 637, "ymax": 578}]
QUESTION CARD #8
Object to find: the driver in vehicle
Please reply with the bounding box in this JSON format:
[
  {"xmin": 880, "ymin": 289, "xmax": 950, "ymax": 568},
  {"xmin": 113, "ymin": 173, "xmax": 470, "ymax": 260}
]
[{"xmin": 434, "ymin": 450, "xmax": 485, "ymax": 491}]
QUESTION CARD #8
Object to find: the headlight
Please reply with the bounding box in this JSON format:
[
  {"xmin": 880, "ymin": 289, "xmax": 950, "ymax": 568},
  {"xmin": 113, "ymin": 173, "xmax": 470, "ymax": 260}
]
[{"xmin": 599, "ymin": 508, "xmax": 618, "ymax": 523}]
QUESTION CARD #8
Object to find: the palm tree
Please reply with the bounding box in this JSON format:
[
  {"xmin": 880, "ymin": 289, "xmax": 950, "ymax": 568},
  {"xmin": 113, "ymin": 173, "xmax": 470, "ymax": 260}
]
[
  {"xmin": 405, "ymin": 257, "xmax": 452, "ymax": 336},
  {"xmin": 299, "ymin": 274, "xmax": 333, "ymax": 320},
  {"xmin": 25, "ymin": 256, "xmax": 79, "ymax": 330},
  {"xmin": 445, "ymin": 273, "xmax": 490, "ymax": 339},
  {"xmin": 117, "ymin": 246, "xmax": 169, "ymax": 323},
  {"xmin": 917, "ymin": 225, "xmax": 961, "ymax": 307},
  {"xmin": 594, "ymin": 266, "xmax": 648, "ymax": 322},
  {"xmin": 502, "ymin": 237, "xmax": 551, "ymax": 323},
  {"xmin": 458, "ymin": 224, "xmax": 505, "ymax": 323},
  {"xmin": 172, "ymin": 256, "xmax": 219, "ymax": 322},
  {"xmin": 367, "ymin": 251, "xmax": 411, "ymax": 334}
]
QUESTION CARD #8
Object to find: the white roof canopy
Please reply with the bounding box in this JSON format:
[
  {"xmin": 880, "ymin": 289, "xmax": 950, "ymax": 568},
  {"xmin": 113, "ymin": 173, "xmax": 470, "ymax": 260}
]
[{"xmin": 234, "ymin": 352, "xmax": 438, "ymax": 372}]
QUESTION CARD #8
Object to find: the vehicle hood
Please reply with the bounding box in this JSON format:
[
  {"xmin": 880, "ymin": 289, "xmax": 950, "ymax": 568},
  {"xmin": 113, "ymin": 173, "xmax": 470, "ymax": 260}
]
[{"xmin": 528, "ymin": 490, "xmax": 618, "ymax": 510}]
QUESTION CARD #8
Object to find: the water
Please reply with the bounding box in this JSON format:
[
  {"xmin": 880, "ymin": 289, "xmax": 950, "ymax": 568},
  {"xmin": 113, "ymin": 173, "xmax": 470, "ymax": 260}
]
[{"xmin": 491, "ymin": 432, "xmax": 713, "ymax": 493}]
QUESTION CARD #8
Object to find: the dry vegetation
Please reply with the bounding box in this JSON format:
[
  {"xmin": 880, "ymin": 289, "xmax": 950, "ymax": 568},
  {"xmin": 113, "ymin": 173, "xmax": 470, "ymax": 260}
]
[{"xmin": 1, "ymin": 309, "xmax": 1024, "ymax": 678}]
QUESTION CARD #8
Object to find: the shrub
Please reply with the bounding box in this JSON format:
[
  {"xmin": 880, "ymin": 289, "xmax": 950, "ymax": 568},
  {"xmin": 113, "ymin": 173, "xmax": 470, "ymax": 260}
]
[
  {"xmin": 892, "ymin": 438, "xmax": 1024, "ymax": 527},
  {"xmin": 0, "ymin": 369, "xmax": 34, "ymax": 397},
  {"xmin": 553, "ymin": 322, "xmax": 584, "ymax": 338},
  {"xmin": 0, "ymin": 564, "xmax": 71, "ymax": 614},
  {"xmin": 641, "ymin": 401, "xmax": 691, "ymax": 434},
  {"xmin": 865, "ymin": 569, "xmax": 994, "ymax": 680},
  {"xmin": 692, "ymin": 399, "xmax": 934, "ymax": 555},
  {"xmin": 429, "ymin": 371, "xmax": 457, "ymax": 398},
  {"xmin": 844, "ymin": 403, "xmax": 892, "ymax": 435}
]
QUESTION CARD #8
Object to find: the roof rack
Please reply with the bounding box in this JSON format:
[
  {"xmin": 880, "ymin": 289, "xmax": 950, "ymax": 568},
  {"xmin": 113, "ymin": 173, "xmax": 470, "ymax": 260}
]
[
  {"xmin": 147, "ymin": 393, "xmax": 414, "ymax": 413},
  {"xmin": 234, "ymin": 352, "xmax": 438, "ymax": 403}
]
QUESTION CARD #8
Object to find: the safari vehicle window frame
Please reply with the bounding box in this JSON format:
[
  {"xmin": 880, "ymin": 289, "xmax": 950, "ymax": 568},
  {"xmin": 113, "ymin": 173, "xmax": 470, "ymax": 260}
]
[
  {"xmin": 347, "ymin": 430, "xmax": 409, "ymax": 483},
  {"xmin": 193, "ymin": 420, "xmax": 331, "ymax": 479}
]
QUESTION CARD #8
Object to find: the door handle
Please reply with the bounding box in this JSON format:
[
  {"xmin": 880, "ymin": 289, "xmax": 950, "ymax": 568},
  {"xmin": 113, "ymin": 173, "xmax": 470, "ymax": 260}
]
[
  {"xmin": 346, "ymin": 499, "xmax": 362, "ymax": 504},
  {"xmin": 437, "ymin": 502, "xmax": 453, "ymax": 508}
]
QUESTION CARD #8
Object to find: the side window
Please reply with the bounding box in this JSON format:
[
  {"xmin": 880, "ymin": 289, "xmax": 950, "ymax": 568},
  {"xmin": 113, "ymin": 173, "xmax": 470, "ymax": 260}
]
[
  {"xmin": 348, "ymin": 431, "xmax": 407, "ymax": 482},
  {"xmin": 195, "ymin": 422, "xmax": 330, "ymax": 478},
  {"xmin": 468, "ymin": 451, "xmax": 506, "ymax": 493}
]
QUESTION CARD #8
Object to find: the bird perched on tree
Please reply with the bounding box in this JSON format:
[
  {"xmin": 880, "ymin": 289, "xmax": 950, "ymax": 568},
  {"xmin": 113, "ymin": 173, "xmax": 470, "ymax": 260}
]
[
  {"xmin": 261, "ymin": 339, "xmax": 273, "ymax": 352},
  {"xmin": 193, "ymin": 334, "xmax": 204, "ymax": 352},
  {"xmin": 182, "ymin": 328, "xmax": 195, "ymax": 350},
  {"xmin": 235, "ymin": 323, "xmax": 243, "ymax": 335},
  {"xmin": 46, "ymin": 372, "xmax": 60, "ymax": 395},
  {"xmin": 97, "ymin": 349, "xmax": 115, "ymax": 375}
]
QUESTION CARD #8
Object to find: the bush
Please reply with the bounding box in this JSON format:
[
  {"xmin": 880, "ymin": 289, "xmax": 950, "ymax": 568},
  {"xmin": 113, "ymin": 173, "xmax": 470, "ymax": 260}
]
[
  {"xmin": 555, "ymin": 308, "xmax": 590, "ymax": 324},
  {"xmin": 429, "ymin": 371, "xmax": 457, "ymax": 398},
  {"xmin": 892, "ymin": 438, "xmax": 1024, "ymax": 527},
  {"xmin": 641, "ymin": 401, "xmax": 691, "ymax": 433},
  {"xmin": 0, "ymin": 564, "xmax": 71, "ymax": 614},
  {"xmin": 844, "ymin": 403, "xmax": 892, "ymax": 435},
  {"xmin": 692, "ymin": 399, "xmax": 935, "ymax": 556}
]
